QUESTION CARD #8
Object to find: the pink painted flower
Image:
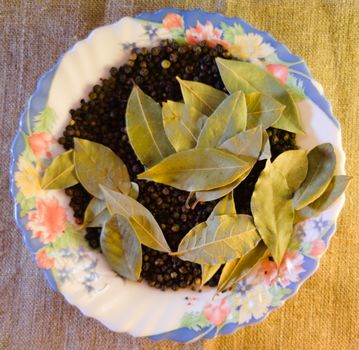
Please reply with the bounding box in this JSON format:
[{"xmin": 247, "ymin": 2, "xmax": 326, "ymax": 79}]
[
  {"xmin": 204, "ymin": 297, "xmax": 231, "ymax": 326},
  {"xmin": 27, "ymin": 197, "xmax": 67, "ymax": 244},
  {"xmin": 28, "ymin": 132, "xmax": 55, "ymax": 159},
  {"xmin": 36, "ymin": 249, "xmax": 55, "ymax": 269},
  {"xmin": 266, "ymin": 64, "xmax": 289, "ymax": 84},
  {"xmin": 186, "ymin": 21, "xmax": 225, "ymax": 48},
  {"xmin": 163, "ymin": 13, "xmax": 184, "ymax": 31},
  {"xmin": 310, "ymin": 239, "xmax": 326, "ymax": 257}
]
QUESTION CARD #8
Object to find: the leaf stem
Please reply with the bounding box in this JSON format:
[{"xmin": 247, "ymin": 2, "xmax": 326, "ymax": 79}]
[
  {"xmin": 189, "ymin": 325, "xmax": 216, "ymax": 342},
  {"xmin": 288, "ymin": 68, "xmax": 312, "ymax": 81}
]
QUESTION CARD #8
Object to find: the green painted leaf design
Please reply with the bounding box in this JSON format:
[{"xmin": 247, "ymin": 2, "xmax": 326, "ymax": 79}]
[
  {"xmin": 217, "ymin": 240, "xmax": 267, "ymax": 292},
  {"xmin": 16, "ymin": 192, "xmax": 36, "ymax": 217},
  {"xmin": 20, "ymin": 131, "xmax": 36, "ymax": 163},
  {"xmin": 221, "ymin": 22, "xmax": 244, "ymax": 44},
  {"xmin": 259, "ymin": 131, "xmax": 272, "ymax": 160},
  {"xmin": 126, "ymin": 85, "xmax": 174, "ymax": 167},
  {"xmin": 81, "ymin": 197, "xmax": 110, "ymax": 228},
  {"xmin": 269, "ymin": 285, "xmax": 292, "ymax": 307},
  {"xmin": 272, "ymin": 150, "xmax": 308, "ymax": 192},
  {"xmin": 162, "ymin": 101, "xmax": 207, "ymax": 151},
  {"xmin": 181, "ymin": 311, "xmax": 209, "ymax": 331},
  {"xmin": 245, "ymin": 92, "xmax": 284, "ymax": 129},
  {"xmin": 173, "ymin": 214, "xmax": 261, "ymax": 265},
  {"xmin": 293, "ymin": 143, "xmax": 336, "ymax": 210},
  {"xmin": 295, "ymin": 175, "xmax": 351, "ymax": 222},
  {"xmin": 100, "ymin": 186, "xmax": 171, "ymax": 252},
  {"xmin": 201, "ymin": 264, "xmax": 221, "ymax": 286},
  {"xmin": 74, "ymin": 138, "xmax": 131, "ymax": 199},
  {"xmin": 138, "ymin": 148, "xmax": 250, "ymax": 192},
  {"xmin": 51, "ymin": 224, "xmax": 86, "ymax": 251},
  {"xmin": 41, "ymin": 150, "xmax": 79, "ymax": 190},
  {"xmin": 100, "ymin": 214, "xmax": 142, "ymax": 281},
  {"xmin": 176, "ymin": 77, "xmax": 227, "ymax": 115},
  {"xmin": 216, "ymin": 58, "xmax": 304, "ymax": 134},
  {"xmin": 33, "ymin": 105, "xmax": 57, "ymax": 133},
  {"xmin": 197, "ymin": 91, "xmax": 247, "ymax": 148},
  {"xmin": 251, "ymin": 160, "xmax": 294, "ymax": 266},
  {"xmin": 209, "ymin": 191, "xmax": 236, "ymax": 219},
  {"xmin": 129, "ymin": 181, "xmax": 139, "ymax": 200}
]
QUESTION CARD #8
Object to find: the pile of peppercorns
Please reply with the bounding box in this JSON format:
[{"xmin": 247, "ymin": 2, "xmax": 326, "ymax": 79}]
[{"xmin": 59, "ymin": 40, "xmax": 297, "ymax": 290}]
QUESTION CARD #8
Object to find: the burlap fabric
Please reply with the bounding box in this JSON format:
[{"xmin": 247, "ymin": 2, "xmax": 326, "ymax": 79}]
[{"xmin": 1, "ymin": 1, "xmax": 358, "ymax": 349}]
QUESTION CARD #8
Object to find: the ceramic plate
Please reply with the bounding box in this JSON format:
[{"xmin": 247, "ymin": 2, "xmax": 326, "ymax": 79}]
[{"xmin": 10, "ymin": 9, "xmax": 346, "ymax": 342}]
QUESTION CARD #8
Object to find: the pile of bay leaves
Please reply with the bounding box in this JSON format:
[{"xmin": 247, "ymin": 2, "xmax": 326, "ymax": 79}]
[{"xmin": 41, "ymin": 58, "xmax": 350, "ymax": 292}]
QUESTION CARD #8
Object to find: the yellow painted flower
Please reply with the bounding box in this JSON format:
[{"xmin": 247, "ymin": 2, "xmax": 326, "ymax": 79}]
[{"xmin": 15, "ymin": 156, "xmax": 42, "ymax": 197}]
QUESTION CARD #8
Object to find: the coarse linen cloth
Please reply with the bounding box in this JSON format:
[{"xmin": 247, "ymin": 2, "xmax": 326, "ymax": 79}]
[{"xmin": 1, "ymin": 1, "xmax": 358, "ymax": 349}]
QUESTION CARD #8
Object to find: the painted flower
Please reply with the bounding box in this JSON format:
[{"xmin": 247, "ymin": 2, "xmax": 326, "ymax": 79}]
[
  {"xmin": 309, "ymin": 239, "xmax": 326, "ymax": 257},
  {"xmin": 28, "ymin": 131, "xmax": 55, "ymax": 159},
  {"xmin": 27, "ymin": 197, "xmax": 67, "ymax": 244},
  {"xmin": 266, "ymin": 63, "xmax": 289, "ymax": 84},
  {"xmin": 15, "ymin": 156, "xmax": 42, "ymax": 197},
  {"xmin": 163, "ymin": 13, "xmax": 184, "ymax": 31},
  {"xmin": 237, "ymin": 284, "xmax": 271, "ymax": 324},
  {"xmin": 204, "ymin": 297, "xmax": 231, "ymax": 326},
  {"xmin": 35, "ymin": 249, "xmax": 55, "ymax": 269},
  {"xmin": 186, "ymin": 21, "xmax": 225, "ymax": 48},
  {"xmin": 229, "ymin": 33, "xmax": 275, "ymax": 61}
]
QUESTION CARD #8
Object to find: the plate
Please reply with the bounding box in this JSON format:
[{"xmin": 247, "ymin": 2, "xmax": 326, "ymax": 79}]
[{"xmin": 10, "ymin": 9, "xmax": 346, "ymax": 342}]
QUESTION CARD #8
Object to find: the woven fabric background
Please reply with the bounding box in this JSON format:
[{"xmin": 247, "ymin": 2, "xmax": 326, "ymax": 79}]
[{"xmin": 1, "ymin": 1, "xmax": 358, "ymax": 349}]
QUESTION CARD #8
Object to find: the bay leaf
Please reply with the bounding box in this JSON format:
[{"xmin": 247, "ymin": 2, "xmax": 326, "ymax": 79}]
[
  {"xmin": 217, "ymin": 240, "xmax": 267, "ymax": 293},
  {"xmin": 251, "ymin": 160, "xmax": 294, "ymax": 266},
  {"xmin": 129, "ymin": 181, "xmax": 139, "ymax": 200},
  {"xmin": 258, "ymin": 131, "xmax": 272, "ymax": 161},
  {"xmin": 126, "ymin": 85, "xmax": 174, "ymax": 167},
  {"xmin": 216, "ymin": 58, "xmax": 304, "ymax": 134},
  {"xmin": 81, "ymin": 197, "xmax": 109, "ymax": 228},
  {"xmin": 208, "ymin": 191, "xmax": 236, "ymax": 220},
  {"xmin": 246, "ymin": 92, "xmax": 284, "ymax": 129},
  {"xmin": 41, "ymin": 150, "xmax": 78, "ymax": 190},
  {"xmin": 173, "ymin": 214, "xmax": 261, "ymax": 265},
  {"xmin": 137, "ymin": 148, "xmax": 250, "ymax": 192},
  {"xmin": 295, "ymin": 175, "xmax": 351, "ymax": 222},
  {"xmin": 162, "ymin": 101, "xmax": 207, "ymax": 151},
  {"xmin": 197, "ymin": 91, "xmax": 247, "ymax": 148},
  {"xmin": 100, "ymin": 185, "xmax": 171, "ymax": 252},
  {"xmin": 293, "ymin": 143, "xmax": 336, "ymax": 210},
  {"xmin": 272, "ymin": 150, "xmax": 308, "ymax": 192},
  {"xmin": 100, "ymin": 214, "xmax": 142, "ymax": 281},
  {"xmin": 74, "ymin": 138, "xmax": 131, "ymax": 199},
  {"xmin": 201, "ymin": 264, "xmax": 221, "ymax": 286},
  {"xmin": 176, "ymin": 77, "xmax": 227, "ymax": 115}
]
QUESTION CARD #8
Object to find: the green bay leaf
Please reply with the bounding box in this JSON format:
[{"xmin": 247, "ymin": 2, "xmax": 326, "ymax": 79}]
[
  {"xmin": 272, "ymin": 150, "xmax": 308, "ymax": 192},
  {"xmin": 81, "ymin": 197, "xmax": 109, "ymax": 228},
  {"xmin": 100, "ymin": 214, "xmax": 142, "ymax": 281},
  {"xmin": 251, "ymin": 160, "xmax": 294, "ymax": 266},
  {"xmin": 216, "ymin": 58, "xmax": 304, "ymax": 134},
  {"xmin": 173, "ymin": 214, "xmax": 261, "ymax": 265},
  {"xmin": 100, "ymin": 185, "xmax": 171, "ymax": 252},
  {"xmin": 137, "ymin": 148, "xmax": 250, "ymax": 192},
  {"xmin": 162, "ymin": 101, "xmax": 207, "ymax": 151},
  {"xmin": 197, "ymin": 91, "xmax": 247, "ymax": 148},
  {"xmin": 201, "ymin": 264, "xmax": 221, "ymax": 286},
  {"xmin": 126, "ymin": 85, "xmax": 174, "ymax": 167},
  {"xmin": 176, "ymin": 77, "xmax": 227, "ymax": 115},
  {"xmin": 293, "ymin": 143, "xmax": 336, "ymax": 210},
  {"xmin": 295, "ymin": 175, "xmax": 351, "ymax": 222},
  {"xmin": 217, "ymin": 240, "xmax": 267, "ymax": 293},
  {"xmin": 41, "ymin": 150, "xmax": 78, "ymax": 190},
  {"xmin": 74, "ymin": 138, "xmax": 131, "ymax": 199}
]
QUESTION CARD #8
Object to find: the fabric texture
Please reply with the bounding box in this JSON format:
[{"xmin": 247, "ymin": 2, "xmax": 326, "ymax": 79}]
[{"xmin": 1, "ymin": 1, "xmax": 358, "ymax": 349}]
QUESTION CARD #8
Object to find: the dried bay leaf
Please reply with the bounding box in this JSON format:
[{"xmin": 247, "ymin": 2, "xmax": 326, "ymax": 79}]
[
  {"xmin": 246, "ymin": 92, "xmax": 284, "ymax": 129},
  {"xmin": 201, "ymin": 264, "xmax": 221, "ymax": 286},
  {"xmin": 251, "ymin": 160, "xmax": 294, "ymax": 266},
  {"xmin": 173, "ymin": 214, "xmax": 261, "ymax": 265},
  {"xmin": 176, "ymin": 77, "xmax": 227, "ymax": 115},
  {"xmin": 100, "ymin": 185, "xmax": 171, "ymax": 252},
  {"xmin": 295, "ymin": 175, "xmax": 351, "ymax": 222},
  {"xmin": 74, "ymin": 138, "xmax": 131, "ymax": 199},
  {"xmin": 216, "ymin": 58, "xmax": 304, "ymax": 134},
  {"xmin": 293, "ymin": 143, "xmax": 336, "ymax": 210},
  {"xmin": 126, "ymin": 85, "xmax": 174, "ymax": 167},
  {"xmin": 209, "ymin": 191, "xmax": 236, "ymax": 219},
  {"xmin": 217, "ymin": 240, "xmax": 267, "ymax": 293},
  {"xmin": 41, "ymin": 150, "xmax": 78, "ymax": 190},
  {"xmin": 81, "ymin": 197, "xmax": 110, "ymax": 228},
  {"xmin": 197, "ymin": 91, "xmax": 247, "ymax": 148},
  {"xmin": 272, "ymin": 150, "xmax": 308, "ymax": 192},
  {"xmin": 129, "ymin": 181, "xmax": 139, "ymax": 200},
  {"xmin": 162, "ymin": 101, "xmax": 207, "ymax": 151},
  {"xmin": 137, "ymin": 148, "xmax": 250, "ymax": 192},
  {"xmin": 100, "ymin": 214, "xmax": 142, "ymax": 280},
  {"xmin": 259, "ymin": 131, "xmax": 272, "ymax": 161}
]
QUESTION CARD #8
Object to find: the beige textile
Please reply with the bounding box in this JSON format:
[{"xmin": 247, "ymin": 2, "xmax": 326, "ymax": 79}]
[{"xmin": 1, "ymin": 1, "xmax": 358, "ymax": 349}]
